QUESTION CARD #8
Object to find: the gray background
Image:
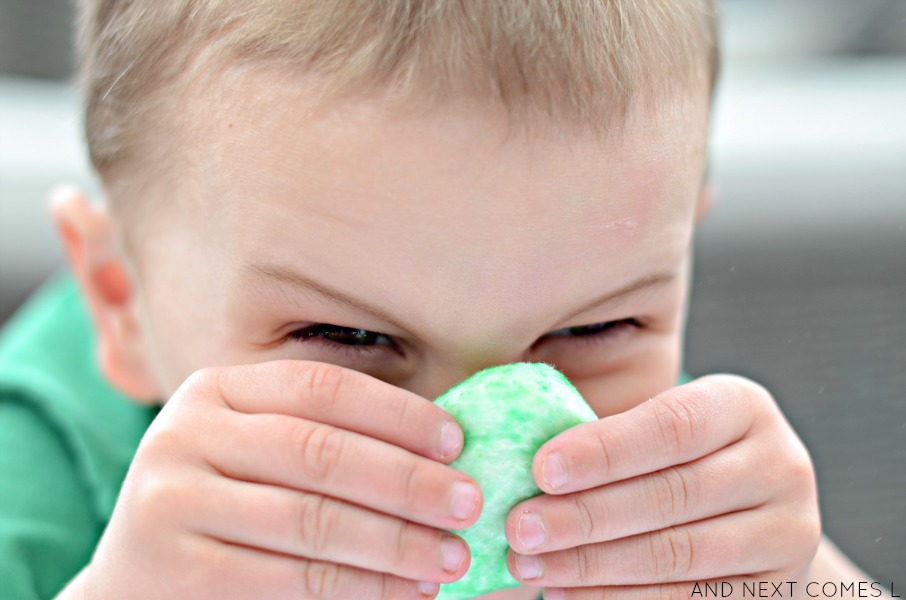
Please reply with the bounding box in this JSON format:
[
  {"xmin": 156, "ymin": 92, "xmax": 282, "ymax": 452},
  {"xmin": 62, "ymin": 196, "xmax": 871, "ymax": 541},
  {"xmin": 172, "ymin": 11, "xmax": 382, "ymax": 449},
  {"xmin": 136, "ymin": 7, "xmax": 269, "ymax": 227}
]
[{"xmin": 1, "ymin": 0, "xmax": 904, "ymax": 585}]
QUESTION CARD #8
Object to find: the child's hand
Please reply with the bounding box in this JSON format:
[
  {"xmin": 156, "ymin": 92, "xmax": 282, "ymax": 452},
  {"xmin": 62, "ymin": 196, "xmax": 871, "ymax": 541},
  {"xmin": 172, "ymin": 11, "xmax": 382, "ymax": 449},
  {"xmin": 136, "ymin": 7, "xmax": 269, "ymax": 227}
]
[
  {"xmin": 81, "ymin": 360, "xmax": 479, "ymax": 599},
  {"xmin": 504, "ymin": 375, "xmax": 821, "ymax": 598}
]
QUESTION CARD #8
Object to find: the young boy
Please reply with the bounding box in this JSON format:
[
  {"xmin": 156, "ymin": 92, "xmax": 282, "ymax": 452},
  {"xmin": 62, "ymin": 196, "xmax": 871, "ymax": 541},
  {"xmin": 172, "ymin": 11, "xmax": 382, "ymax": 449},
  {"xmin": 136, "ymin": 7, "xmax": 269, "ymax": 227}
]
[{"xmin": 0, "ymin": 1, "xmax": 883, "ymax": 598}]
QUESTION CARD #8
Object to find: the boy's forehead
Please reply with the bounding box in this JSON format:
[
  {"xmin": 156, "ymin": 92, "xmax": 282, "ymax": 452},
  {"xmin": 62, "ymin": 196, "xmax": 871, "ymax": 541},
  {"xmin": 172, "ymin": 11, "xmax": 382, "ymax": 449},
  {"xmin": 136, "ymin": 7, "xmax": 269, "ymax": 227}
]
[
  {"xmin": 191, "ymin": 66, "xmax": 708, "ymax": 202},
  {"xmin": 197, "ymin": 78, "xmax": 700, "ymax": 224},
  {"xmin": 164, "ymin": 69, "xmax": 707, "ymax": 337},
  {"xmin": 131, "ymin": 67, "xmax": 706, "ymax": 343}
]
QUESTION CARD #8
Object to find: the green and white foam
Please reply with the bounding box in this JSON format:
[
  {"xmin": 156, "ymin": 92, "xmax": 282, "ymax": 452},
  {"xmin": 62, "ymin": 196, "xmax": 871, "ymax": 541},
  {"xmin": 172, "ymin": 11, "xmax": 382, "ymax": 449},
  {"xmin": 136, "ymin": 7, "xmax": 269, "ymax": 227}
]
[{"xmin": 434, "ymin": 362, "xmax": 597, "ymax": 600}]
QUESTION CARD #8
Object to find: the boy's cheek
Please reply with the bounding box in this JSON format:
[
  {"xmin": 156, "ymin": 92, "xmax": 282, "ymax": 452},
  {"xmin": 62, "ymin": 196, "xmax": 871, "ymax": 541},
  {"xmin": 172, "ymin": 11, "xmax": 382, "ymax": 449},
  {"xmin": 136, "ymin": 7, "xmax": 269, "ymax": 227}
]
[{"xmin": 573, "ymin": 344, "xmax": 681, "ymax": 418}]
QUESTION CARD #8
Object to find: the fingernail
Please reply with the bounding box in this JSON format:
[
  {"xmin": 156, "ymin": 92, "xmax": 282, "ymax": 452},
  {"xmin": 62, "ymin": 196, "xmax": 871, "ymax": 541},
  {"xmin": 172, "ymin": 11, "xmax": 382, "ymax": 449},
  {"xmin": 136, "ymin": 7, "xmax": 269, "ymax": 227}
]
[
  {"xmin": 417, "ymin": 581, "xmax": 439, "ymax": 597},
  {"xmin": 450, "ymin": 481, "xmax": 479, "ymax": 521},
  {"xmin": 438, "ymin": 421, "xmax": 463, "ymax": 459},
  {"xmin": 542, "ymin": 452, "xmax": 567, "ymax": 490},
  {"xmin": 441, "ymin": 536, "xmax": 467, "ymax": 573},
  {"xmin": 544, "ymin": 588, "xmax": 566, "ymax": 600},
  {"xmin": 514, "ymin": 553, "xmax": 543, "ymax": 580},
  {"xmin": 517, "ymin": 510, "xmax": 546, "ymax": 551}
]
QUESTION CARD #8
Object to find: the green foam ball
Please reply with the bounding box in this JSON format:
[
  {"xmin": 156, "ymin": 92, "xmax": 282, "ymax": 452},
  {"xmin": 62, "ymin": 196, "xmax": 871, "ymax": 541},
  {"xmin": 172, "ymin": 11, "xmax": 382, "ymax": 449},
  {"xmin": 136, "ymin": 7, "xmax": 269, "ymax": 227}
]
[{"xmin": 433, "ymin": 362, "xmax": 597, "ymax": 599}]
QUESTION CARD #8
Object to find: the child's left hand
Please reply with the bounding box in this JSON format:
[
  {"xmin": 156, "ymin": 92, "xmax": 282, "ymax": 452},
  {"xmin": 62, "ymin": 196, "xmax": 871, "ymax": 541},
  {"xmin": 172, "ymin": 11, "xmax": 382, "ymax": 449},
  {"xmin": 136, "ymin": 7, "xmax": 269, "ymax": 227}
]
[{"xmin": 504, "ymin": 374, "xmax": 821, "ymax": 598}]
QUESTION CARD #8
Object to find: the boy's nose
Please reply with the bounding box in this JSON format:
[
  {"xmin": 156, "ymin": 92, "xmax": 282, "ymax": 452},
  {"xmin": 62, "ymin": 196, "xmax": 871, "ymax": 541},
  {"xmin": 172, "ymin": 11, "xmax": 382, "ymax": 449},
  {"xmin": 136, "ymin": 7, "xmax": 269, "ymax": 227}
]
[{"xmin": 404, "ymin": 351, "xmax": 534, "ymax": 402}]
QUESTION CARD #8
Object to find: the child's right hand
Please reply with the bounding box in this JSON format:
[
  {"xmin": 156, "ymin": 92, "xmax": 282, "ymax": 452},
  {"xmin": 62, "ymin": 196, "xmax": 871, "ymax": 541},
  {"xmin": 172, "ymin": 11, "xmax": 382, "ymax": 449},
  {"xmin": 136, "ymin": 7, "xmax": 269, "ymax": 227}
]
[{"xmin": 75, "ymin": 360, "xmax": 480, "ymax": 599}]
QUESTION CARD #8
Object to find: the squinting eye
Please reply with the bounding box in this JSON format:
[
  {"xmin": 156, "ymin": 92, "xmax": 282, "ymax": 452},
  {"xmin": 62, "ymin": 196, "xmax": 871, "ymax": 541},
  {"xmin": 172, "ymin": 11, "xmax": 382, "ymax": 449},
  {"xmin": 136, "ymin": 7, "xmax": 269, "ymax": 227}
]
[
  {"xmin": 546, "ymin": 318, "xmax": 639, "ymax": 338},
  {"xmin": 290, "ymin": 323, "xmax": 393, "ymax": 346}
]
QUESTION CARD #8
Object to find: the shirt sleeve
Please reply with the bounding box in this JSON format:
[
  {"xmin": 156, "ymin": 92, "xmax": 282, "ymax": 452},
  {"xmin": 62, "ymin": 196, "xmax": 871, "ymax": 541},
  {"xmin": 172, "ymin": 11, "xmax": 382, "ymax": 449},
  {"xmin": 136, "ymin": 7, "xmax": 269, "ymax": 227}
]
[{"xmin": 0, "ymin": 399, "xmax": 102, "ymax": 599}]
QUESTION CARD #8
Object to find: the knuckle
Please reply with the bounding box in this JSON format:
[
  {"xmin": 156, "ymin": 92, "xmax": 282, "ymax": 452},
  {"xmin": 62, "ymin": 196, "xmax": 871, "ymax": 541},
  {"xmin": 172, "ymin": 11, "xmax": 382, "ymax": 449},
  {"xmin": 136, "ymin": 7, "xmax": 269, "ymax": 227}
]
[
  {"xmin": 769, "ymin": 440, "xmax": 816, "ymax": 498},
  {"xmin": 182, "ymin": 536, "xmax": 228, "ymax": 584},
  {"xmin": 377, "ymin": 575, "xmax": 389, "ymax": 600},
  {"xmin": 712, "ymin": 373, "xmax": 771, "ymax": 417},
  {"xmin": 293, "ymin": 422, "xmax": 345, "ymax": 485},
  {"xmin": 739, "ymin": 380, "xmax": 774, "ymax": 421},
  {"xmin": 139, "ymin": 419, "xmax": 184, "ymax": 460},
  {"xmin": 391, "ymin": 521, "xmax": 415, "ymax": 571},
  {"xmin": 787, "ymin": 445, "xmax": 816, "ymax": 488},
  {"xmin": 780, "ymin": 503, "xmax": 822, "ymax": 568},
  {"xmin": 650, "ymin": 527, "xmax": 693, "ymax": 581},
  {"xmin": 183, "ymin": 367, "xmax": 214, "ymax": 393},
  {"xmin": 150, "ymin": 370, "xmax": 221, "ymax": 435},
  {"xmin": 133, "ymin": 472, "xmax": 193, "ymax": 528},
  {"xmin": 377, "ymin": 573, "xmax": 411, "ymax": 600},
  {"xmin": 303, "ymin": 362, "xmax": 346, "ymax": 403},
  {"xmin": 389, "ymin": 395, "xmax": 414, "ymax": 436},
  {"xmin": 162, "ymin": 368, "xmax": 216, "ymax": 415},
  {"xmin": 182, "ymin": 366, "xmax": 224, "ymax": 402},
  {"xmin": 652, "ymin": 393, "xmax": 702, "ymax": 457},
  {"xmin": 377, "ymin": 573, "xmax": 391, "ymax": 600},
  {"xmin": 299, "ymin": 560, "xmax": 343, "ymax": 598},
  {"xmin": 651, "ymin": 467, "xmax": 692, "ymax": 524},
  {"xmin": 571, "ymin": 495, "xmax": 597, "ymax": 541},
  {"xmin": 399, "ymin": 460, "xmax": 422, "ymax": 510},
  {"xmin": 296, "ymin": 493, "xmax": 337, "ymax": 558},
  {"xmin": 594, "ymin": 427, "xmax": 616, "ymax": 479},
  {"xmin": 728, "ymin": 373, "xmax": 771, "ymax": 400},
  {"xmin": 573, "ymin": 544, "xmax": 593, "ymax": 582}
]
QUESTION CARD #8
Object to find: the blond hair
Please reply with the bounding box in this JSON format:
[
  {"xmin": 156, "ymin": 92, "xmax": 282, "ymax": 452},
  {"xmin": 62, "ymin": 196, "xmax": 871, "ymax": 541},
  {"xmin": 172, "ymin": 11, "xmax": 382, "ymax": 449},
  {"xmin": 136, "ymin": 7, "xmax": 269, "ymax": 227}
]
[{"xmin": 79, "ymin": 0, "xmax": 718, "ymax": 182}]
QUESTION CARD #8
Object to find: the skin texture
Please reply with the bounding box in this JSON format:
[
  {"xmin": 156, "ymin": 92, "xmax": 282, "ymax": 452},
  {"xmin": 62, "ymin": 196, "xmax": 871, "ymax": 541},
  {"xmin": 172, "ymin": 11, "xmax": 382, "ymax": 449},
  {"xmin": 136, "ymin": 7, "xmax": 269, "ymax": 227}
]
[{"xmin": 50, "ymin": 65, "xmax": 873, "ymax": 599}]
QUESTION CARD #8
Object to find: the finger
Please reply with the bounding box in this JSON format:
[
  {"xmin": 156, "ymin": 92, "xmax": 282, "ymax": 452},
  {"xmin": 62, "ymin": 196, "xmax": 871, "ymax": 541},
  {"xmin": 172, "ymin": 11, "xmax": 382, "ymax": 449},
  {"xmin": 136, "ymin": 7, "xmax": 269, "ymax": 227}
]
[
  {"xmin": 191, "ymin": 361, "xmax": 464, "ymax": 462},
  {"xmin": 533, "ymin": 374, "xmax": 765, "ymax": 494},
  {"xmin": 507, "ymin": 438, "xmax": 770, "ymax": 553},
  {"xmin": 183, "ymin": 533, "xmax": 441, "ymax": 600},
  {"xmin": 205, "ymin": 410, "xmax": 482, "ymax": 530},
  {"xmin": 541, "ymin": 575, "xmax": 787, "ymax": 600},
  {"xmin": 184, "ymin": 474, "xmax": 470, "ymax": 584},
  {"xmin": 507, "ymin": 508, "xmax": 818, "ymax": 587}
]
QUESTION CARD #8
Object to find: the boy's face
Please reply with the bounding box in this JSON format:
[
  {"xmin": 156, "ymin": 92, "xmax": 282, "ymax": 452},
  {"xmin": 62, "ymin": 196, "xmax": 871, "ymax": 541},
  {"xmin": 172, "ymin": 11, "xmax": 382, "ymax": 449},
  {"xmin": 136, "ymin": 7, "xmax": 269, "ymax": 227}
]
[{"xmin": 125, "ymin": 69, "xmax": 709, "ymax": 416}]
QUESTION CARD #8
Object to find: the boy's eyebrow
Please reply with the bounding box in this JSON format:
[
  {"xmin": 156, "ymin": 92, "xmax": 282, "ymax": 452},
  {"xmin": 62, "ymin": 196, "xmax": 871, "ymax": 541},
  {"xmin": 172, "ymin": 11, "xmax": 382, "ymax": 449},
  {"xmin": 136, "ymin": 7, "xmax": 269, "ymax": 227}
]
[
  {"xmin": 557, "ymin": 269, "xmax": 677, "ymax": 324},
  {"xmin": 244, "ymin": 262, "xmax": 414, "ymax": 334},
  {"xmin": 245, "ymin": 262, "xmax": 676, "ymax": 332}
]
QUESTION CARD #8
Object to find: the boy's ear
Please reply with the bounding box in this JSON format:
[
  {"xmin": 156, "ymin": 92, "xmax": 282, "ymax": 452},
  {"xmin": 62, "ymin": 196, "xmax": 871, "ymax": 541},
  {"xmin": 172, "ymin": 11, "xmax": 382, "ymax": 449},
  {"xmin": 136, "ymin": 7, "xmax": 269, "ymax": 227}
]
[
  {"xmin": 49, "ymin": 186, "xmax": 160, "ymax": 404},
  {"xmin": 695, "ymin": 179, "xmax": 716, "ymax": 225}
]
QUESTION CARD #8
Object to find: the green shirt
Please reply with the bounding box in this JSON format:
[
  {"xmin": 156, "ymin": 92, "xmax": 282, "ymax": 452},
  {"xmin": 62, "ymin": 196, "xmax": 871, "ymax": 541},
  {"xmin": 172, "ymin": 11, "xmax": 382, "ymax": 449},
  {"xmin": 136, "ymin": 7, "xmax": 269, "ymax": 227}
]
[
  {"xmin": 0, "ymin": 273, "xmax": 159, "ymax": 598},
  {"xmin": 0, "ymin": 272, "xmax": 694, "ymax": 599}
]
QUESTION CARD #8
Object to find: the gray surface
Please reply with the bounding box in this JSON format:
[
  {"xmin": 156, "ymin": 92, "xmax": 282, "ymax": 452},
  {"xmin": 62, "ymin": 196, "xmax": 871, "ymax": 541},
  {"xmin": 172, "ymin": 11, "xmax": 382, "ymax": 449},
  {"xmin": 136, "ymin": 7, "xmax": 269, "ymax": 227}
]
[
  {"xmin": 0, "ymin": 0, "xmax": 77, "ymax": 79},
  {"xmin": 0, "ymin": 76, "xmax": 97, "ymax": 321},
  {"xmin": 686, "ymin": 233, "xmax": 906, "ymax": 584},
  {"xmin": 686, "ymin": 60, "xmax": 906, "ymax": 579}
]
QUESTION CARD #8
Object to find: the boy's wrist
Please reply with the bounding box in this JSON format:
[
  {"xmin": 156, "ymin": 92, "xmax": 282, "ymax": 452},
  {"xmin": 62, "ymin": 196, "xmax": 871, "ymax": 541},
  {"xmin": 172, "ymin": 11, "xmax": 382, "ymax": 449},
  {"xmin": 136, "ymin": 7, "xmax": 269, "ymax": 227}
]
[{"xmin": 807, "ymin": 535, "xmax": 890, "ymax": 594}]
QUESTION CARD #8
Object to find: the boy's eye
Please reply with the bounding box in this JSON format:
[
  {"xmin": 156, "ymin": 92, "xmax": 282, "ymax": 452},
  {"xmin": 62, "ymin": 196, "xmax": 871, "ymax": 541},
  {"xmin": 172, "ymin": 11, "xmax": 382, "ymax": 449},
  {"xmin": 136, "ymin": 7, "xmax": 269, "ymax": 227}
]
[
  {"xmin": 290, "ymin": 323, "xmax": 394, "ymax": 347},
  {"xmin": 545, "ymin": 320, "xmax": 630, "ymax": 337},
  {"xmin": 537, "ymin": 318, "xmax": 643, "ymax": 349},
  {"xmin": 287, "ymin": 318, "xmax": 641, "ymax": 361}
]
